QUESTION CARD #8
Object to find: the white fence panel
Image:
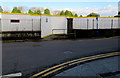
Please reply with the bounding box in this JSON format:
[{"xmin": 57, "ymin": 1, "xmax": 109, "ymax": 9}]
[{"xmin": 98, "ymin": 18, "xmax": 111, "ymax": 29}]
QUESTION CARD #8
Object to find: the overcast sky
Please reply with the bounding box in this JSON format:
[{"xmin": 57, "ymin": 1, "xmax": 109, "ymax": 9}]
[{"xmin": 0, "ymin": 0, "xmax": 119, "ymax": 17}]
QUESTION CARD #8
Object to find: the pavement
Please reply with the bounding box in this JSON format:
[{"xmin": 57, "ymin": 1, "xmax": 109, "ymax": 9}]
[
  {"xmin": 55, "ymin": 56, "xmax": 120, "ymax": 78},
  {"xmin": 2, "ymin": 37, "xmax": 120, "ymax": 76}
]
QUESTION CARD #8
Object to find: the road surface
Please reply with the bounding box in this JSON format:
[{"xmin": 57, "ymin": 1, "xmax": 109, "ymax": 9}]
[{"xmin": 2, "ymin": 37, "xmax": 120, "ymax": 76}]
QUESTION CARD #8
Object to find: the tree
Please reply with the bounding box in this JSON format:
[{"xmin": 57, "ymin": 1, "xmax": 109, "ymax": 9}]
[
  {"xmin": 36, "ymin": 10, "xmax": 42, "ymax": 15},
  {"xmin": 28, "ymin": 9, "xmax": 33, "ymax": 14},
  {"xmin": 33, "ymin": 10, "xmax": 42, "ymax": 15},
  {"xmin": 12, "ymin": 7, "xmax": 17, "ymax": 13},
  {"xmin": 79, "ymin": 15, "xmax": 83, "ymax": 17},
  {"xmin": 11, "ymin": 7, "xmax": 21, "ymax": 13},
  {"xmin": 60, "ymin": 10, "xmax": 65, "ymax": 15},
  {"xmin": 0, "ymin": 6, "xmax": 3, "ymax": 13},
  {"xmin": 69, "ymin": 11, "xmax": 73, "ymax": 17},
  {"xmin": 65, "ymin": 10, "xmax": 69, "ymax": 16},
  {"xmin": 74, "ymin": 13, "xmax": 78, "ymax": 17},
  {"xmin": 65, "ymin": 10, "xmax": 73, "ymax": 17},
  {"xmin": 44, "ymin": 8, "xmax": 50, "ymax": 15},
  {"xmin": 87, "ymin": 12, "xmax": 100, "ymax": 17},
  {"xmin": 17, "ymin": 9, "xmax": 21, "ymax": 13},
  {"xmin": 33, "ymin": 10, "xmax": 37, "ymax": 14}
]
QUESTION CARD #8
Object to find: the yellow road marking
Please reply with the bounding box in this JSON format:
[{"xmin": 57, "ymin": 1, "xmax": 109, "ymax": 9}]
[
  {"xmin": 69, "ymin": 52, "xmax": 119, "ymax": 66},
  {"xmin": 41, "ymin": 52, "xmax": 120, "ymax": 77},
  {"xmin": 30, "ymin": 52, "xmax": 120, "ymax": 78},
  {"xmin": 40, "ymin": 52, "xmax": 120, "ymax": 78},
  {"xmin": 31, "ymin": 53, "xmax": 107, "ymax": 77},
  {"xmin": 41, "ymin": 66, "xmax": 67, "ymax": 77}
]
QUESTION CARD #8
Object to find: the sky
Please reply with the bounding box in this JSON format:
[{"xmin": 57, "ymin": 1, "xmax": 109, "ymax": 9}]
[
  {"xmin": 0, "ymin": 0, "xmax": 119, "ymax": 17},
  {"xmin": 0, "ymin": 0, "xmax": 119, "ymax": 2}
]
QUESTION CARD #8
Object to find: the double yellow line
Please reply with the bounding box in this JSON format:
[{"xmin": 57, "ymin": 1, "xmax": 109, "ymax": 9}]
[{"xmin": 30, "ymin": 52, "xmax": 120, "ymax": 78}]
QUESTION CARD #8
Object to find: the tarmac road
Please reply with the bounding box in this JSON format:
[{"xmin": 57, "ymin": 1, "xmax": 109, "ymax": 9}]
[{"xmin": 2, "ymin": 37, "xmax": 120, "ymax": 76}]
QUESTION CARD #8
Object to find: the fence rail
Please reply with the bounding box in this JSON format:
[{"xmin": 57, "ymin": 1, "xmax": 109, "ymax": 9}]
[{"xmin": 52, "ymin": 29, "xmax": 67, "ymax": 34}]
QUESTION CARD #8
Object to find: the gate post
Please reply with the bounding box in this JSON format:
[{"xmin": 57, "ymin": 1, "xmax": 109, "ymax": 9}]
[{"xmin": 96, "ymin": 17, "xmax": 99, "ymax": 37}]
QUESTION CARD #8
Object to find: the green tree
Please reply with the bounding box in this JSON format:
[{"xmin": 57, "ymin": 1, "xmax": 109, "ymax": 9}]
[
  {"xmin": 36, "ymin": 10, "xmax": 42, "ymax": 15},
  {"xmin": 79, "ymin": 15, "xmax": 83, "ymax": 17},
  {"xmin": 44, "ymin": 9, "xmax": 50, "ymax": 15},
  {"xmin": 12, "ymin": 7, "xmax": 17, "ymax": 13},
  {"xmin": 28, "ymin": 9, "xmax": 33, "ymax": 14},
  {"xmin": 74, "ymin": 13, "xmax": 78, "ymax": 17},
  {"xmin": 33, "ymin": 10, "xmax": 37, "ymax": 14},
  {"xmin": 17, "ymin": 9, "xmax": 21, "ymax": 13},
  {"xmin": 65, "ymin": 10, "xmax": 73, "ymax": 17},
  {"xmin": 65, "ymin": 10, "xmax": 69, "ymax": 16},
  {"xmin": 11, "ymin": 7, "xmax": 21, "ymax": 13},
  {"xmin": 0, "ymin": 6, "xmax": 3, "ymax": 13},
  {"xmin": 69, "ymin": 11, "xmax": 73, "ymax": 17},
  {"xmin": 87, "ymin": 12, "xmax": 100, "ymax": 17},
  {"xmin": 60, "ymin": 10, "xmax": 65, "ymax": 15},
  {"xmin": 33, "ymin": 10, "xmax": 41, "ymax": 15}
]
